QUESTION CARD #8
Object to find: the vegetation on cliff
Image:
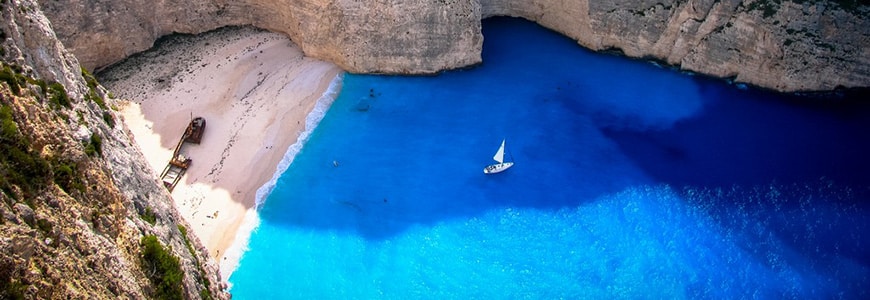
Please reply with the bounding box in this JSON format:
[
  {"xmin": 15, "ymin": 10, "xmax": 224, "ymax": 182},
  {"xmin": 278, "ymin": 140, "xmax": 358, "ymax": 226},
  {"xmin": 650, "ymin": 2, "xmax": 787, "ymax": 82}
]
[
  {"xmin": 1, "ymin": 60, "xmax": 112, "ymax": 297},
  {"xmin": 0, "ymin": 63, "xmax": 91, "ymax": 202},
  {"xmin": 2, "ymin": 0, "xmax": 226, "ymax": 297},
  {"xmin": 0, "ymin": 102, "xmax": 50, "ymax": 203},
  {"xmin": 141, "ymin": 235, "xmax": 185, "ymax": 300},
  {"xmin": 1, "ymin": 58, "xmax": 222, "ymax": 298},
  {"xmin": 178, "ymin": 225, "xmax": 214, "ymax": 300}
]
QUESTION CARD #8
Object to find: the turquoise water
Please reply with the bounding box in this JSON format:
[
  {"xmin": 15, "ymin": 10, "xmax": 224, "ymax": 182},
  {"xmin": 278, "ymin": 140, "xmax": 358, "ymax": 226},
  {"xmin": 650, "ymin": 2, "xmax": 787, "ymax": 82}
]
[{"xmin": 229, "ymin": 18, "xmax": 870, "ymax": 298}]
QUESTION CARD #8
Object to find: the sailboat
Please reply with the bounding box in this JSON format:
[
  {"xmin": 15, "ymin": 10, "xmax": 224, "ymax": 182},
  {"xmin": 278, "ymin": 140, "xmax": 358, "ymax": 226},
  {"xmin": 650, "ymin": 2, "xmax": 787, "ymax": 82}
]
[{"xmin": 484, "ymin": 139, "xmax": 514, "ymax": 174}]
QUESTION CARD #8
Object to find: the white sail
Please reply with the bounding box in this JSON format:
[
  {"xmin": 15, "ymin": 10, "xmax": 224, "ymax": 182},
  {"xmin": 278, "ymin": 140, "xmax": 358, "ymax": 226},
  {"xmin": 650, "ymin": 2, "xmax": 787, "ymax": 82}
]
[
  {"xmin": 484, "ymin": 138, "xmax": 513, "ymax": 174},
  {"xmin": 493, "ymin": 139, "xmax": 506, "ymax": 163}
]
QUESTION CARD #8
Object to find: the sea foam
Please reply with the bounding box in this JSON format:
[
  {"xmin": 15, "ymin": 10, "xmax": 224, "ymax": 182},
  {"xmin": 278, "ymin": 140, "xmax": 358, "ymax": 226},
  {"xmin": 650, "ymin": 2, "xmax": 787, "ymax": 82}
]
[{"xmin": 220, "ymin": 73, "xmax": 344, "ymax": 283}]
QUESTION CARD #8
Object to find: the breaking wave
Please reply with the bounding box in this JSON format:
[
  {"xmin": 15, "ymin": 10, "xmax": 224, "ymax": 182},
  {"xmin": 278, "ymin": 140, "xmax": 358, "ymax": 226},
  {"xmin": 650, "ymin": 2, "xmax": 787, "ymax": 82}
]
[{"xmin": 220, "ymin": 73, "xmax": 344, "ymax": 283}]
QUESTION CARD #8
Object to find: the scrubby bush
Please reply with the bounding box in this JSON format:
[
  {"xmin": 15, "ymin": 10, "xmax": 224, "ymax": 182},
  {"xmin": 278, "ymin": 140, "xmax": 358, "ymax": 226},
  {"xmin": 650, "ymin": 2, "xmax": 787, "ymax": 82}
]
[
  {"xmin": 51, "ymin": 160, "xmax": 84, "ymax": 194},
  {"xmin": 140, "ymin": 235, "xmax": 184, "ymax": 300},
  {"xmin": 0, "ymin": 105, "xmax": 17, "ymax": 140},
  {"xmin": 0, "ymin": 65, "xmax": 25, "ymax": 96},
  {"xmin": 177, "ymin": 225, "xmax": 213, "ymax": 300},
  {"xmin": 102, "ymin": 111, "xmax": 115, "ymax": 128},
  {"xmin": 86, "ymin": 90, "xmax": 107, "ymax": 110},
  {"xmin": 84, "ymin": 133, "xmax": 102, "ymax": 157},
  {"xmin": 141, "ymin": 206, "xmax": 157, "ymax": 225},
  {"xmin": 81, "ymin": 67, "xmax": 99, "ymax": 90},
  {"xmin": 1, "ymin": 104, "xmax": 51, "ymax": 201},
  {"xmin": 81, "ymin": 67, "xmax": 108, "ymax": 110},
  {"xmin": 25, "ymin": 77, "xmax": 48, "ymax": 97},
  {"xmin": 48, "ymin": 82, "xmax": 71, "ymax": 109}
]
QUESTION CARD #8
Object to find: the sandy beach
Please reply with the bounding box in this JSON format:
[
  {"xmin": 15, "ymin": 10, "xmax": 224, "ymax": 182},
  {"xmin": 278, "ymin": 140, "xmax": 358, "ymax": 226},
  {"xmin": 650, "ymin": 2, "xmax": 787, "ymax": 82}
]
[{"xmin": 99, "ymin": 27, "xmax": 341, "ymax": 277}]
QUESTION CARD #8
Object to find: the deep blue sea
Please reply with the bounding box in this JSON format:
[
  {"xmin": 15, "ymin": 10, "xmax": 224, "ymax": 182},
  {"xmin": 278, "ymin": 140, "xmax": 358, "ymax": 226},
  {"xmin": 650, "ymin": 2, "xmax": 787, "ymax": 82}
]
[{"xmin": 228, "ymin": 17, "xmax": 870, "ymax": 298}]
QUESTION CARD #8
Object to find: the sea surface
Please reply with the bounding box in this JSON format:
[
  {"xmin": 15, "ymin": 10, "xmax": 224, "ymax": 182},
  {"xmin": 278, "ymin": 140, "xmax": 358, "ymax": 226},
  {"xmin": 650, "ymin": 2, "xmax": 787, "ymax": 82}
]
[{"xmin": 228, "ymin": 17, "xmax": 870, "ymax": 298}]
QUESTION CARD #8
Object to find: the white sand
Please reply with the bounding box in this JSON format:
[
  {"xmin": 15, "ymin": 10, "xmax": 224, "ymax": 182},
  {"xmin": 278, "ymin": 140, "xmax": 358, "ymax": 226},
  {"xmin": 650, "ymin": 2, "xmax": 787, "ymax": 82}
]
[{"xmin": 101, "ymin": 27, "xmax": 341, "ymax": 274}]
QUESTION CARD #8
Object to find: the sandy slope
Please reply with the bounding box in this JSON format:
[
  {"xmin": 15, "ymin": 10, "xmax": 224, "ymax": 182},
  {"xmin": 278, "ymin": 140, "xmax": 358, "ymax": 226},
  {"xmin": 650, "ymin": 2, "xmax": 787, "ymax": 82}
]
[{"xmin": 100, "ymin": 27, "xmax": 341, "ymax": 271}]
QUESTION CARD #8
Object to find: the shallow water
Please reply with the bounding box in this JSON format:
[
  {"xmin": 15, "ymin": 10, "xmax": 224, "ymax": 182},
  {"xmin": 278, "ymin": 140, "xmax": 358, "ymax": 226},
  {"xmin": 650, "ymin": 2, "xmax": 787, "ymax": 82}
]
[{"xmin": 229, "ymin": 17, "xmax": 870, "ymax": 298}]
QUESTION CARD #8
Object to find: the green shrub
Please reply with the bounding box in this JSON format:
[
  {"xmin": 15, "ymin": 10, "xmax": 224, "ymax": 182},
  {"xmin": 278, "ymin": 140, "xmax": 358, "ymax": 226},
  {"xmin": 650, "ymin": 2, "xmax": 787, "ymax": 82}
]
[
  {"xmin": 52, "ymin": 160, "xmax": 84, "ymax": 194},
  {"xmin": 102, "ymin": 111, "xmax": 115, "ymax": 128},
  {"xmin": 81, "ymin": 67, "xmax": 99, "ymax": 90},
  {"xmin": 86, "ymin": 90, "xmax": 107, "ymax": 110},
  {"xmin": 76, "ymin": 110, "xmax": 86, "ymax": 126},
  {"xmin": 141, "ymin": 206, "xmax": 157, "ymax": 225},
  {"xmin": 177, "ymin": 225, "xmax": 198, "ymax": 262},
  {"xmin": 52, "ymin": 163, "xmax": 74, "ymax": 183},
  {"xmin": 48, "ymin": 82, "xmax": 71, "ymax": 109},
  {"xmin": 25, "ymin": 78, "xmax": 47, "ymax": 97},
  {"xmin": 140, "ymin": 235, "xmax": 184, "ymax": 300},
  {"xmin": 81, "ymin": 67, "xmax": 108, "ymax": 110},
  {"xmin": 1, "ymin": 104, "xmax": 51, "ymax": 201},
  {"xmin": 84, "ymin": 133, "xmax": 102, "ymax": 157},
  {"xmin": 0, "ymin": 65, "xmax": 25, "ymax": 96},
  {"xmin": 177, "ymin": 225, "xmax": 213, "ymax": 299},
  {"xmin": 0, "ymin": 105, "xmax": 18, "ymax": 142},
  {"xmin": 200, "ymin": 289, "xmax": 213, "ymax": 300}
]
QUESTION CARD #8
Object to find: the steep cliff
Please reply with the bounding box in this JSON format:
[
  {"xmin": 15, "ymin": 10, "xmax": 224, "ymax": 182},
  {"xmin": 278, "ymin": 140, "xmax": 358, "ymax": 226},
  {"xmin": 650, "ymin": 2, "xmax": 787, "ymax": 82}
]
[
  {"xmin": 482, "ymin": 0, "xmax": 870, "ymax": 92},
  {"xmin": 1, "ymin": 0, "xmax": 227, "ymax": 298},
  {"xmin": 39, "ymin": 0, "xmax": 482, "ymax": 76},
  {"xmin": 39, "ymin": 0, "xmax": 868, "ymax": 92}
]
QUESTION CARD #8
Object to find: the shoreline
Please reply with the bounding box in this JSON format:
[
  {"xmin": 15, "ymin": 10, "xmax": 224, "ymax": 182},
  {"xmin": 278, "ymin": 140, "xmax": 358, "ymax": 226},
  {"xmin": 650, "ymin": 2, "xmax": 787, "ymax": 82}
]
[
  {"xmin": 220, "ymin": 75, "xmax": 342, "ymax": 280},
  {"xmin": 101, "ymin": 27, "xmax": 342, "ymax": 281}
]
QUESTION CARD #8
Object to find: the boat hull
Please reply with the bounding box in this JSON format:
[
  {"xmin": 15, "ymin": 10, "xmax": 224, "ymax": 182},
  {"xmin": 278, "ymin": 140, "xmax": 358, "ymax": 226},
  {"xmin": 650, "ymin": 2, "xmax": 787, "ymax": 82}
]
[
  {"xmin": 484, "ymin": 162, "xmax": 513, "ymax": 174},
  {"xmin": 184, "ymin": 117, "xmax": 206, "ymax": 144}
]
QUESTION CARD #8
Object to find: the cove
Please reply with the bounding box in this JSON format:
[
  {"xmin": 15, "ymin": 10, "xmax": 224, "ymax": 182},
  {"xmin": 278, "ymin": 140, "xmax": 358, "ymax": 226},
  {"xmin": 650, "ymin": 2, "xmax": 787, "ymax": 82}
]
[{"xmin": 228, "ymin": 17, "xmax": 870, "ymax": 298}]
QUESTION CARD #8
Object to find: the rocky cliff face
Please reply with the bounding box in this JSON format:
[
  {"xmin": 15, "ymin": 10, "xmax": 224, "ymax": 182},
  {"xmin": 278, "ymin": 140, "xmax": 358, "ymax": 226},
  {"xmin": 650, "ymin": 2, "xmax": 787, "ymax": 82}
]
[
  {"xmin": 482, "ymin": 0, "xmax": 870, "ymax": 92},
  {"xmin": 39, "ymin": 0, "xmax": 868, "ymax": 92},
  {"xmin": 1, "ymin": 1, "xmax": 227, "ymax": 298},
  {"xmin": 39, "ymin": 0, "xmax": 483, "ymax": 76}
]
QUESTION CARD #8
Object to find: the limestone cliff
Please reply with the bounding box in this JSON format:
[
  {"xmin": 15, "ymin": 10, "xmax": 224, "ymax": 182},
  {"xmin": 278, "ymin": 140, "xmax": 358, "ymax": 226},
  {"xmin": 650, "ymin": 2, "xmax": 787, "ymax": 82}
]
[
  {"xmin": 482, "ymin": 0, "xmax": 870, "ymax": 92},
  {"xmin": 1, "ymin": 0, "xmax": 227, "ymax": 298},
  {"xmin": 39, "ymin": 0, "xmax": 868, "ymax": 92},
  {"xmin": 39, "ymin": 0, "xmax": 482, "ymax": 76}
]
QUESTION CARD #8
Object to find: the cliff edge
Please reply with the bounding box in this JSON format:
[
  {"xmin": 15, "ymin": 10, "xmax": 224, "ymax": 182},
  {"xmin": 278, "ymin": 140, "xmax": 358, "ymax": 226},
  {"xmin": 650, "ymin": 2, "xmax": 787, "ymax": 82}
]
[
  {"xmin": 39, "ymin": 0, "xmax": 870, "ymax": 92},
  {"xmin": 1, "ymin": 1, "xmax": 227, "ymax": 298}
]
